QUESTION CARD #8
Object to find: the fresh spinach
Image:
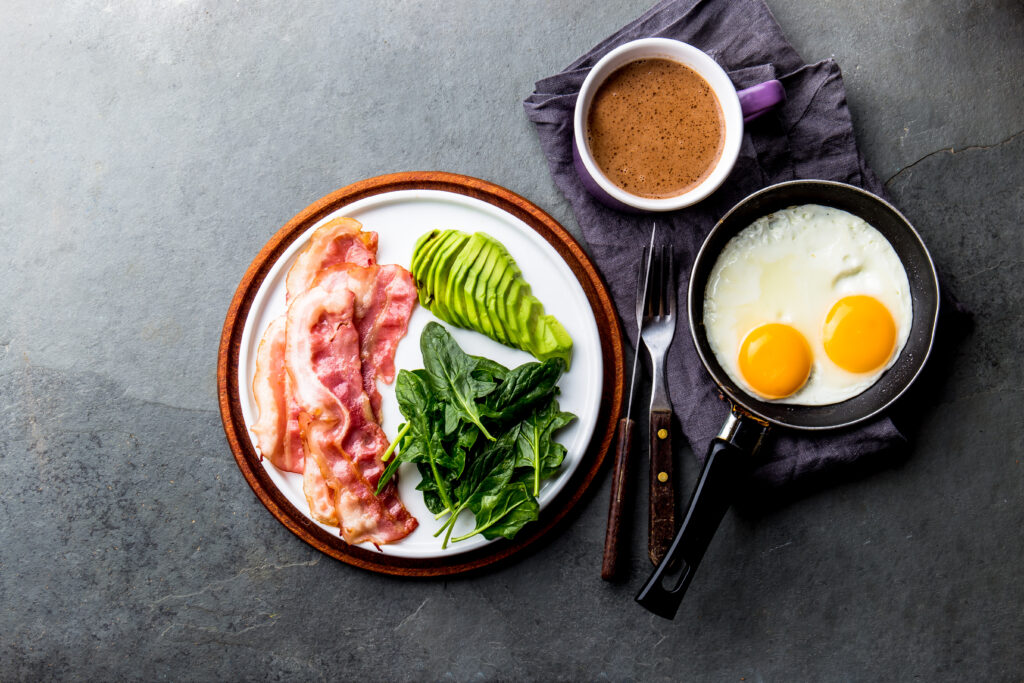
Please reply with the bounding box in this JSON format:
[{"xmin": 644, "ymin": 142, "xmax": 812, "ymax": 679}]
[
  {"xmin": 515, "ymin": 398, "xmax": 576, "ymax": 497},
  {"xmin": 420, "ymin": 322, "xmax": 498, "ymax": 441},
  {"xmin": 380, "ymin": 323, "xmax": 576, "ymax": 547},
  {"xmin": 452, "ymin": 480, "xmax": 539, "ymax": 543},
  {"xmin": 486, "ymin": 358, "xmax": 564, "ymax": 423}
]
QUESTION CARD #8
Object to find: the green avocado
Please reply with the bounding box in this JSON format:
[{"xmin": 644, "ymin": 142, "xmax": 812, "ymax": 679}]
[
  {"xmin": 409, "ymin": 229, "xmax": 573, "ymax": 366},
  {"xmin": 411, "ymin": 229, "xmax": 441, "ymax": 281},
  {"xmin": 474, "ymin": 240, "xmax": 509, "ymax": 341},
  {"xmin": 448, "ymin": 233, "xmax": 484, "ymax": 328},
  {"xmin": 489, "ymin": 262, "xmax": 518, "ymax": 346},
  {"xmin": 456, "ymin": 234, "xmax": 490, "ymax": 331},
  {"xmin": 500, "ymin": 263, "xmax": 529, "ymax": 348},
  {"xmin": 533, "ymin": 315, "xmax": 574, "ymax": 367},
  {"xmin": 412, "ymin": 229, "xmax": 448, "ymax": 307},
  {"xmin": 516, "ymin": 295, "xmax": 542, "ymax": 357},
  {"xmin": 428, "ymin": 231, "xmax": 469, "ymax": 325}
]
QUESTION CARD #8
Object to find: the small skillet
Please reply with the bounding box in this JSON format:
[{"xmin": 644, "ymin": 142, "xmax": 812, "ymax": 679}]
[{"xmin": 636, "ymin": 180, "xmax": 940, "ymax": 619}]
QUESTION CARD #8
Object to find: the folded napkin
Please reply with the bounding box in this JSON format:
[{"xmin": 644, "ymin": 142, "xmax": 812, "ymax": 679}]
[{"xmin": 524, "ymin": 0, "xmax": 909, "ymax": 489}]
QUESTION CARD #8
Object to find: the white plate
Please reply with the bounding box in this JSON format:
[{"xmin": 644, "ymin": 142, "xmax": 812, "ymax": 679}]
[{"xmin": 237, "ymin": 189, "xmax": 603, "ymax": 558}]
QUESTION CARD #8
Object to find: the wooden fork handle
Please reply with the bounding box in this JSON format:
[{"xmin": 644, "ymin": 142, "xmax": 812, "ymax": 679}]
[
  {"xmin": 602, "ymin": 417, "xmax": 636, "ymax": 581},
  {"xmin": 648, "ymin": 409, "xmax": 676, "ymax": 565}
]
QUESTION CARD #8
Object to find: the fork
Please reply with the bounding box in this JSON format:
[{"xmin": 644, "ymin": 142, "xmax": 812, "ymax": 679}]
[{"xmin": 640, "ymin": 241, "xmax": 677, "ymax": 566}]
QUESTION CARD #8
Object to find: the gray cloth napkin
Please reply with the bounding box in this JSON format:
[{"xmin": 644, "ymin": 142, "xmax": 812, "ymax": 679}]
[{"xmin": 524, "ymin": 0, "xmax": 905, "ymax": 487}]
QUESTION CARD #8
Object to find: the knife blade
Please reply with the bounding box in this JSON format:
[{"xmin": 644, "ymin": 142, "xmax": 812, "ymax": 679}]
[{"xmin": 601, "ymin": 225, "xmax": 657, "ymax": 581}]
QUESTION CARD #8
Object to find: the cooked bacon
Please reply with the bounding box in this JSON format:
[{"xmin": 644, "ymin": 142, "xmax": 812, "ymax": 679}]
[
  {"xmin": 250, "ymin": 316, "xmax": 304, "ymax": 474},
  {"xmin": 285, "ymin": 285, "xmax": 417, "ymax": 545},
  {"xmin": 285, "ymin": 217, "xmax": 378, "ymax": 300},
  {"xmin": 314, "ymin": 263, "xmax": 418, "ymax": 419},
  {"xmin": 301, "ymin": 413, "xmax": 340, "ymax": 526},
  {"xmin": 252, "ymin": 216, "xmax": 417, "ymax": 544}
]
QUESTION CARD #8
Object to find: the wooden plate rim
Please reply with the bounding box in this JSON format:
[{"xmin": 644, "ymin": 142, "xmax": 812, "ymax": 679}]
[{"xmin": 217, "ymin": 171, "xmax": 625, "ymax": 577}]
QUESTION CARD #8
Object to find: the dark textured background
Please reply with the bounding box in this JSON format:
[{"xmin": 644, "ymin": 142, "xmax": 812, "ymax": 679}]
[{"xmin": 1, "ymin": 1, "xmax": 1021, "ymax": 680}]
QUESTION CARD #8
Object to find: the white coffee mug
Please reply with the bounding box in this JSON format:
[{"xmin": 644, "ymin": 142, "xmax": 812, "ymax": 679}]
[{"xmin": 573, "ymin": 38, "xmax": 785, "ymax": 213}]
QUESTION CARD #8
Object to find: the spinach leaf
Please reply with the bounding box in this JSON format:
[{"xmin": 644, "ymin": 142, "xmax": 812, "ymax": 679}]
[
  {"xmin": 386, "ymin": 368, "xmax": 457, "ymax": 510},
  {"xmin": 435, "ymin": 427, "xmax": 520, "ymax": 548},
  {"xmin": 451, "ymin": 480, "xmax": 539, "ymax": 543},
  {"xmin": 420, "ymin": 322, "xmax": 497, "ymax": 440},
  {"xmin": 469, "ymin": 355, "xmax": 509, "ymax": 383},
  {"xmin": 454, "ymin": 426, "xmax": 519, "ymax": 505},
  {"xmin": 515, "ymin": 398, "xmax": 576, "ymax": 496},
  {"xmin": 485, "ymin": 358, "xmax": 564, "ymax": 423},
  {"xmin": 415, "ymin": 463, "xmax": 447, "ymax": 515}
]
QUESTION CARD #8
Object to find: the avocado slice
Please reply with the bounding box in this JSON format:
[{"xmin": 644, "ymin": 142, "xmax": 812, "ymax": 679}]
[
  {"xmin": 488, "ymin": 262, "xmax": 517, "ymax": 346},
  {"xmin": 501, "ymin": 276, "xmax": 529, "ymax": 353},
  {"xmin": 533, "ymin": 315, "xmax": 574, "ymax": 368},
  {"xmin": 452, "ymin": 238, "xmax": 481, "ymax": 335},
  {"xmin": 411, "ymin": 229, "xmax": 441, "ymax": 279},
  {"xmin": 429, "ymin": 232, "xmax": 469, "ymax": 325},
  {"xmin": 447, "ymin": 233, "xmax": 484, "ymax": 328},
  {"xmin": 418, "ymin": 229, "xmax": 457, "ymax": 307},
  {"xmin": 468, "ymin": 239, "xmax": 505, "ymax": 341},
  {"xmin": 411, "ymin": 229, "xmax": 449, "ymax": 307},
  {"xmin": 516, "ymin": 293, "xmax": 543, "ymax": 360},
  {"xmin": 477, "ymin": 237, "xmax": 514, "ymax": 345}
]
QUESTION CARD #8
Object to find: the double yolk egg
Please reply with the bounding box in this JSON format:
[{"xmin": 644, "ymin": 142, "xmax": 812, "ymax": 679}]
[{"xmin": 704, "ymin": 205, "xmax": 912, "ymax": 406}]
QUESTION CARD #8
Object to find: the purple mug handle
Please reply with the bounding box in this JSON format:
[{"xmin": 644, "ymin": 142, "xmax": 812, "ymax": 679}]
[{"xmin": 738, "ymin": 80, "xmax": 785, "ymax": 123}]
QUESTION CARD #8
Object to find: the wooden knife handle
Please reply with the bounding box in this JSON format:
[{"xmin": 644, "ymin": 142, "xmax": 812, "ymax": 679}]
[
  {"xmin": 601, "ymin": 417, "xmax": 636, "ymax": 581},
  {"xmin": 648, "ymin": 409, "xmax": 676, "ymax": 565}
]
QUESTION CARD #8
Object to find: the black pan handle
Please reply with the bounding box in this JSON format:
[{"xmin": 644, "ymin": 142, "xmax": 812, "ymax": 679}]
[{"xmin": 636, "ymin": 410, "xmax": 768, "ymax": 619}]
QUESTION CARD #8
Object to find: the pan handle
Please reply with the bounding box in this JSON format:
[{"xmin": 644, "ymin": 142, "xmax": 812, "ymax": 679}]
[{"xmin": 636, "ymin": 409, "xmax": 768, "ymax": 619}]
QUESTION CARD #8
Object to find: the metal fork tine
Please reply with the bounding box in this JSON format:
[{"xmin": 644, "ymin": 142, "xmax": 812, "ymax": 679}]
[
  {"xmin": 649, "ymin": 246, "xmax": 660, "ymax": 319},
  {"xmin": 659, "ymin": 245, "xmax": 668, "ymax": 319},
  {"xmin": 665, "ymin": 246, "xmax": 675, "ymax": 319}
]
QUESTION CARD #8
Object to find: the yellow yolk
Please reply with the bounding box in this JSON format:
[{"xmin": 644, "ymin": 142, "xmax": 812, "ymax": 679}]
[
  {"xmin": 738, "ymin": 324, "xmax": 812, "ymax": 399},
  {"xmin": 823, "ymin": 295, "xmax": 897, "ymax": 373}
]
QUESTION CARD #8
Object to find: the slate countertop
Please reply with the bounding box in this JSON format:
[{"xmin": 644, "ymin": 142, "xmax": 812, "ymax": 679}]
[{"xmin": 1, "ymin": 1, "xmax": 1021, "ymax": 680}]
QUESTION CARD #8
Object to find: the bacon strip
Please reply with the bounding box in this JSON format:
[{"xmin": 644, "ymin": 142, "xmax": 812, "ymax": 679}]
[
  {"xmin": 285, "ymin": 285, "xmax": 417, "ymax": 545},
  {"xmin": 314, "ymin": 263, "xmax": 418, "ymax": 419},
  {"xmin": 250, "ymin": 316, "xmax": 304, "ymax": 474},
  {"xmin": 285, "ymin": 217, "xmax": 378, "ymax": 300}
]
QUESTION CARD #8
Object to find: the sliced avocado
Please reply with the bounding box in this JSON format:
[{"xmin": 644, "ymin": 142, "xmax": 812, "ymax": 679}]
[
  {"xmin": 532, "ymin": 315, "xmax": 574, "ymax": 368},
  {"xmin": 501, "ymin": 276, "xmax": 529, "ymax": 353},
  {"xmin": 411, "ymin": 229, "xmax": 441, "ymax": 279},
  {"xmin": 410, "ymin": 228, "xmax": 574, "ymax": 364},
  {"xmin": 477, "ymin": 237, "xmax": 513, "ymax": 345},
  {"xmin": 447, "ymin": 233, "xmax": 484, "ymax": 328},
  {"xmin": 476, "ymin": 240, "xmax": 508, "ymax": 342},
  {"xmin": 434, "ymin": 231, "xmax": 471, "ymax": 324},
  {"xmin": 488, "ymin": 261, "xmax": 517, "ymax": 346},
  {"xmin": 455, "ymin": 238, "xmax": 487, "ymax": 337},
  {"xmin": 428, "ymin": 232, "xmax": 469, "ymax": 325},
  {"xmin": 516, "ymin": 294, "xmax": 543, "ymax": 360},
  {"xmin": 411, "ymin": 230, "xmax": 449, "ymax": 307},
  {"xmin": 417, "ymin": 229, "xmax": 457, "ymax": 307}
]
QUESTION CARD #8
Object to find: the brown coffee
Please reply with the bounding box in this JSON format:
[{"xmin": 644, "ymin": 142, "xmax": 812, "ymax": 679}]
[{"xmin": 586, "ymin": 58, "xmax": 725, "ymax": 199}]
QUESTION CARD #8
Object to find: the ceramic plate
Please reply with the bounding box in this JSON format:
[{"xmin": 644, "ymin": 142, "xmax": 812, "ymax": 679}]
[{"xmin": 218, "ymin": 172, "xmax": 624, "ymax": 575}]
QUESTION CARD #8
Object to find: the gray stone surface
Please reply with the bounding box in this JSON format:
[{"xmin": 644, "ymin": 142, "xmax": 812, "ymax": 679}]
[{"xmin": 1, "ymin": 0, "xmax": 1021, "ymax": 680}]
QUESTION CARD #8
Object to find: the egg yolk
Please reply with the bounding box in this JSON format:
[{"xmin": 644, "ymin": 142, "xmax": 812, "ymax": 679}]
[
  {"xmin": 738, "ymin": 324, "xmax": 812, "ymax": 399},
  {"xmin": 823, "ymin": 295, "xmax": 897, "ymax": 373}
]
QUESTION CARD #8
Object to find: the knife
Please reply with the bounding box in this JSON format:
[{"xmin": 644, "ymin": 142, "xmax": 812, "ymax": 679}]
[{"xmin": 601, "ymin": 226, "xmax": 657, "ymax": 581}]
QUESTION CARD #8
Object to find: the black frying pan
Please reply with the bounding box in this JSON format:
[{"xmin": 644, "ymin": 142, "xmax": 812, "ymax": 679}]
[{"xmin": 636, "ymin": 180, "xmax": 940, "ymax": 619}]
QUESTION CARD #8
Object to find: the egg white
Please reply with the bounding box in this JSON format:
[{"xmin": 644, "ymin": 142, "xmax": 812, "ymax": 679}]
[{"xmin": 703, "ymin": 204, "xmax": 913, "ymax": 406}]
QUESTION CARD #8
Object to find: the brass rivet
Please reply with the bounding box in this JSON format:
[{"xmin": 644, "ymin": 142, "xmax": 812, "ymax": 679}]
[
  {"xmin": 657, "ymin": 428, "xmax": 668, "ymax": 439},
  {"xmin": 657, "ymin": 471, "xmax": 668, "ymax": 483}
]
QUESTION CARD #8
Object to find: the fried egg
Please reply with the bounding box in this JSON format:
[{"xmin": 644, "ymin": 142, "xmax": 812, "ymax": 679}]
[{"xmin": 703, "ymin": 204, "xmax": 912, "ymax": 405}]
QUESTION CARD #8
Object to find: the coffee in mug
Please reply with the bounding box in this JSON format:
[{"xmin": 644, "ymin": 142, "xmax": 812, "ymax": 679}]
[
  {"xmin": 572, "ymin": 38, "xmax": 785, "ymax": 212},
  {"xmin": 585, "ymin": 58, "xmax": 725, "ymax": 199}
]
